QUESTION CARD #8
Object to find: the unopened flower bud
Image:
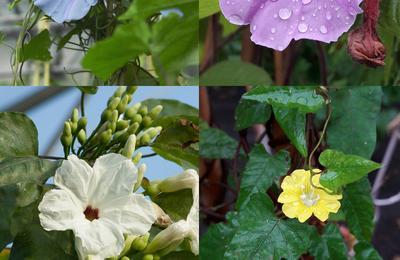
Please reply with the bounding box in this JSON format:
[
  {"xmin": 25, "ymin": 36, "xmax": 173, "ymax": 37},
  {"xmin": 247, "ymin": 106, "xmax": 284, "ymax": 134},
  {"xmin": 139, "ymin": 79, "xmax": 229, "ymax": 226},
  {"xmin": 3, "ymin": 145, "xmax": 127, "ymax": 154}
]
[
  {"xmin": 77, "ymin": 129, "xmax": 87, "ymax": 144},
  {"xmin": 108, "ymin": 122, "xmax": 117, "ymax": 133},
  {"xmin": 61, "ymin": 134, "xmax": 73, "ymax": 147},
  {"xmin": 134, "ymin": 163, "xmax": 146, "ymax": 191},
  {"xmin": 114, "ymin": 86, "xmax": 126, "ymax": 97},
  {"xmin": 77, "ymin": 117, "xmax": 87, "ymax": 130},
  {"xmin": 108, "ymin": 97, "xmax": 121, "ymax": 110},
  {"xmin": 149, "ymin": 105, "xmax": 163, "ymax": 119},
  {"xmin": 125, "ymin": 103, "xmax": 142, "ymax": 120},
  {"xmin": 138, "ymin": 106, "xmax": 148, "ymax": 116},
  {"xmin": 122, "ymin": 135, "xmax": 136, "ymax": 158},
  {"xmin": 142, "ymin": 255, "xmax": 153, "ymax": 260},
  {"xmin": 121, "ymin": 257, "xmax": 130, "ymax": 260},
  {"xmin": 116, "ymin": 120, "xmax": 129, "ymax": 131},
  {"xmin": 131, "ymin": 233, "xmax": 150, "ymax": 251},
  {"xmin": 119, "ymin": 234, "xmax": 138, "ymax": 257},
  {"xmin": 101, "ymin": 109, "xmax": 112, "ymax": 123},
  {"xmin": 127, "ymin": 122, "xmax": 140, "ymax": 135},
  {"xmin": 139, "ymin": 134, "xmax": 151, "ymax": 146},
  {"xmin": 132, "ymin": 152, "xmax": 142, "ymax": 165},
  {"xmin": 99, "ymin": 129, "xmax": 112, "ymax": 144},
  {"xmin": 145, "ymin": 221, "xmax": 189, "ymax": 254},
  {"xmin": 70, "ymin": 121, "xmax": 78, "ymax": 135},
  {"xmin": 142, "ymin": 116, "xmax": 153, "ymax": 128},
  {"xmin": 158, "ymin": 170, "xmax": 198, "ymax": 193},
  {"xmin": 71, "ymin": 108, "xmax": 79, "ymax": 123},
  {"xmin": 63, "ymin": 122, "xmax": 72, "ymax": 136},
  {"xmin": 152, "ymin": 202, "xmax": 173, "ymax": 228},
  {"xmin": 147, "ymin": 183, "xmax": 160, "ymax": 196},
  {"xmin": 132, "ymin": 114, "xmax": 143, "ymax": 125},
  {"xmin": 110, "ymin": 110, "xmax": 119, "ymax": 123},
  {"xmin": 148, "ymin": 127, "xmax": 162, "ymax": 139},
  {"xmin": 118, "ymin": 95, "xmax": 130, "ymax": 114},
  {"xmin": 126, "ymin": 86, "xmax": 138, "ymax": 95}
]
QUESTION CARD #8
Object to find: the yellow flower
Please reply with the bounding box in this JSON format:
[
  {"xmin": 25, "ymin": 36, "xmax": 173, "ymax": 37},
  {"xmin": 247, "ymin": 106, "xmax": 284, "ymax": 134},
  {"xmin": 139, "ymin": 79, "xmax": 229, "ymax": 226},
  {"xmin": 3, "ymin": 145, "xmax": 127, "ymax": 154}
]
[{"xmin": 277, "ymin": 169, "xmax": 342, "ymax": 223}]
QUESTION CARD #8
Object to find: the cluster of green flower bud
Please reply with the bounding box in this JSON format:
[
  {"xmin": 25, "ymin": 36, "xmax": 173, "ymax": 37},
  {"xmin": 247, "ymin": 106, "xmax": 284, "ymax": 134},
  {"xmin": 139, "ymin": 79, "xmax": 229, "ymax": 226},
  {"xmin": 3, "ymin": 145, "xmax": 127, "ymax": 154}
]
[
  {"xmin": 117, "ymin": 233, "xmax": 160, "ymax": 260},
  {"xmin": 60, "ymin": 108, "xmax": 87, "ymax": 156}
]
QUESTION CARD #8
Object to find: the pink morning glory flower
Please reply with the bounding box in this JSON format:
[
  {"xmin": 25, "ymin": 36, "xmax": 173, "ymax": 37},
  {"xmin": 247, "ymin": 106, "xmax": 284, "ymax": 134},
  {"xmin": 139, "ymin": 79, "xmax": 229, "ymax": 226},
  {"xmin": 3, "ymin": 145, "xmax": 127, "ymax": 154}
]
[
  {"xmin": 220, "ymin": 0, "xmax": 363, "ymax": 51},
  {"xmin": 33, "ymin": 0, "xmax": 98, "ymax": 23}
]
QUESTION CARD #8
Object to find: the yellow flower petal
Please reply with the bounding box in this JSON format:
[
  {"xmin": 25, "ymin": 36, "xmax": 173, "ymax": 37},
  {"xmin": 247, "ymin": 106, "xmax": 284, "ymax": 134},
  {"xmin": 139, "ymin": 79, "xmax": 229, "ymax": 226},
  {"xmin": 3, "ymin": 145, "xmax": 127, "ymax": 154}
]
[
  {"xmin": 297, "ymin": 207, "xmax": 313, "ymax": 223},
  {"xmin": 277, "ymin": 191, "xmax": 299, "ymax": 203},
  {"xmin": 282, "ymin": 202, "xmax": 299, "ymax": 218},
  {"xmin": 313, "ymin": 208, "xmax": 329, "ymax": 222}
]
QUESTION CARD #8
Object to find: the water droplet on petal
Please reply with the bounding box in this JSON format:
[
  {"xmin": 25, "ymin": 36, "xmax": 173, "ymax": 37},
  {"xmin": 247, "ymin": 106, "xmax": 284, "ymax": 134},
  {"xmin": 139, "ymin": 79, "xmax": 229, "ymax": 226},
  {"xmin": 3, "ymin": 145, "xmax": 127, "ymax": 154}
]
[
  {"xmin": 319, "ymin": 25, "xmax": 327, "ymax": 34},
  {"xmin": 298, "ymin": 23, "xmax": 308, "ymax": 33},
  {"xmin": 278, "ymin": 8, "xmax": 292, "ymax": 20}
]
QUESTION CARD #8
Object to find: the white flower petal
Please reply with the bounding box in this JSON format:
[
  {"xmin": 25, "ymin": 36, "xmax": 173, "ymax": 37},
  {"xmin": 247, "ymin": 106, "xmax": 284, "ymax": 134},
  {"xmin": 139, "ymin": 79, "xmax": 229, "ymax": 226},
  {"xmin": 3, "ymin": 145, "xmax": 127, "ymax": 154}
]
[
  {"xmin": 89, "ymin": 154, "xmax": 137, "ymax": 205},
  {"xmin": 38, "ymin": 189, "xmax": 85, "ymax": 231},
  {"xmin": 73, "ymin": 218, "xmax": 124, "ymax": 260},
  {"xmin": 54, "ymin": 155, "xmax": 92, "ymax": 205},
  {"xmin": 99, "ymin": 194, "xmax": 156, "ymax": 235},
  {"xmin": 187, "ymin": 177, "xmax": 199, "ymax": 255}
]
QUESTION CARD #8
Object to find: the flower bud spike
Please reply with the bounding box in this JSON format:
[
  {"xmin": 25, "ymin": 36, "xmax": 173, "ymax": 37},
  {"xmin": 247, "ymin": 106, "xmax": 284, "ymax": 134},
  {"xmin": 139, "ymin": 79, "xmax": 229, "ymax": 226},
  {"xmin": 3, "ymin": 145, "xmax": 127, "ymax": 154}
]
[
  {"xmin": 71, "ymin": 108, "xmax": 79, "ymax": 123},
  {"xmin": 108, "ymin": 122, "xmax": 117, "ymax": 133},
  {"xmin": 122, "ymin": 135, "xmax": 136, "ymax": 159},
  {"xmin": 119, "ymin": 234, "xmax": 138, "ymax": 257},
  {"xmin": 70, "ymin": 121, "xmax": 78, "ymax": 135},
  {"xmin": 131, "ymin": 233, "xmax": 150, "ymax": 251},
  {"xmin": 149, "ymin": 105, "xmax": 163, "ymax": 119},
  {"xmin": 99, "ymin": 129, "xmax": 112, "ymax": 144},
  {"xmin": 110, "ymin": 110, "xmax": 119, "ymax": 123},
  {"xmin": 132, "ymin": 114, "xmax": 143, "ymax": 125}
]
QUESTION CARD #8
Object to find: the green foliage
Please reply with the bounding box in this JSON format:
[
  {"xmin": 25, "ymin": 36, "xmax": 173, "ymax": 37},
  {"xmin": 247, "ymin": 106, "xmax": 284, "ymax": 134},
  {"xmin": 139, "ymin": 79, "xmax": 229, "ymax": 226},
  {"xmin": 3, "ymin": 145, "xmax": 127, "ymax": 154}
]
[
  {"xmin": 354, "ymin": 241, "xmax": 382, "ymax": 260},
  {"xmin": 309, "ymin": 224, "xmax": 347, "ymax": 259},
  {"xmin": 19, "ymin": 30, "xmax": 52, "ymax": 62},
  {"xmin": 141, "ymin": 99, "xmax": 199, "ymax": 118},
  {"xmin": 152, "ymin": 117, "xmax": 199, "ymax": 170},
  {"xmin": 154, "ymin": 189, "xmax": 193, "ymax": 222},
  {"xmin": 234, "ymin": 99, "xmax": 271, "ymax": 131},
  {"xmin": 273, "ymin": 107, "xmax": 307, "ymax": 157},
  {"xmin": 243, "ymin": 86, "xmax": 324, "ymax": 113},
  {"xmin": 225, "ymin": 193, "xmax": 314, "ymax": 260},
  {"xmin": 200, "ymin": 60, "xmax": 272, "ymax": 86},
  {"xmin": 199, "ymin": 127, "xmax": 237, "ymax": 159},
  {"xmin": 237, "ymin": 145, "xmax": 289, "ymax": 209},
  {"xmin": 199, "ymin": 0, "xmax": 220, "ymax": 18},
  {"xmin": 0, "ymin": 112, "xmax": 38, "ymax": 158},
  {"xmin": 319, "ymin": 149, "xmax": 381, "ymax": 190}
]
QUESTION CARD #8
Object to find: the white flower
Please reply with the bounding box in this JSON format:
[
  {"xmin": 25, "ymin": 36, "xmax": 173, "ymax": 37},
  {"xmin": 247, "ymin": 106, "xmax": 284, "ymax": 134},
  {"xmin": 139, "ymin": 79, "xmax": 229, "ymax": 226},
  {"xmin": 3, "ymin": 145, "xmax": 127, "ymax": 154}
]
[
  {"xmin": 146, "ymin": 170, "xmax": 199, "ymax": 255},
  {"xmin": 38, "ymin": 154, "xmax": 156, "ymax": 260}
]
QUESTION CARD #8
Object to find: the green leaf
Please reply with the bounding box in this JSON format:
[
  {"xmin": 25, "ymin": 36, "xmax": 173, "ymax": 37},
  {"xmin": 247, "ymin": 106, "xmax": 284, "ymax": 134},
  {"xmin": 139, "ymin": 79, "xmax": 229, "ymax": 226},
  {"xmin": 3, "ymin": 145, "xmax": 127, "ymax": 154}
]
[
  {"xmin": 327, "ymin": 87, "xmax": 382, "ymax": 158},
  {"xmin": 200, "ymin": 213, "xmax": 238, "ymax": 260},
  {"xmin": 234, "ymin": 99, "xmax": 271, "ymax": 131},
  {"xmin": 309, "ymin": 224, "xmax": 347, "ymax": 259},
  {"xmin": 154, "ymin": 189, "xmax": 193, "ymax": 222},
  {"xmin": 152, "ymin": 118, "xmax": 199, "ymax": 169},
  {"xmin": 151, "ymin": 13, "xmax": 198, "ymax": 85},
  {"xmin": 0, "ymin": 157, "xmax": 60, "ymax": 249},
  {"xmin": 354, "ymin": 241, "xmax": 382, "ymax": 260},
  {"xmin": 379, "ymin": 0, "xmax": 400, "ymax": 37},
  {"xmin": 82, "ymin": 22, "xmax": 150, "ymax": 81},
  {"xmin": 76, "ymin": 86, "xmax": 98, "ymax": 94},
  {"xmin": 19, "ymin": 30, "xmax": 52, "ymax": 62},
  {"xmin": 319, "ymin": 149, "xmax": 381, "ymax": 190},
  {"xmin": 10, "ymin": 225, "xmax": 77, "ymax": 260},
  {"xmin": 0, "ymin": 185, "xmax": 18, "ymax": 250},
  {"xmin": 243, "ymin": 86, "xmax": 324, "ymax": 113},
  {"xmin": 199, "ymin": 127, "xmax": 237, "ymax": 159},
  {"xmin": 237, "ymin": 145, "xmax": 289, "ymax": 209},
  {"xmin": 273, "ymin": 107, "xmax": 307, "ymax": 157},
  {"xmin": 120, "ymin": 0, "xmax": 197, "ymax": 19},
  {"xmin": 140, "ymin": 99, "xmax": 198, "ymax": 118},
  {"xmin": 225, "ymin": 193, "xmax": 314, "ymax": 259},
  {"xmin": 341, "ymin": 178, "xmax": 375, "ymax": 242},
  {"xmin": 200, "ymin": 60, "xmax": 272, "ymax": 86},
  {"xmin": 199, "ymin": 0, "xmax": 220, "ymax": 18},
  {"xmin": 0, "ymin": 112, "xmax": 38, "ymax": 158}
]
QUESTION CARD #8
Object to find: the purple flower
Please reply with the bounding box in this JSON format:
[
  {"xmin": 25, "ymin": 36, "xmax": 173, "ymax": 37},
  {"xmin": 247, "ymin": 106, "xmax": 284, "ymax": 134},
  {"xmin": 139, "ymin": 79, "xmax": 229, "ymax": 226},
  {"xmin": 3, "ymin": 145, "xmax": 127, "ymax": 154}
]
[
  {"xmin": 220, "ymin": 0, "xmax": 363, "ymax": 51},
  {"xmin": 33, "ymin": 0, "xmax": 98, "ymax": 23}
]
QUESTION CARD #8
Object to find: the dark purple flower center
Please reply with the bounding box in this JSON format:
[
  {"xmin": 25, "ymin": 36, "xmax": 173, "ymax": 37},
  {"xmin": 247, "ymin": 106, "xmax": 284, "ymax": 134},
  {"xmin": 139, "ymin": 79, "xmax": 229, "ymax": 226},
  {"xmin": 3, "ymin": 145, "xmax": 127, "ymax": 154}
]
[{"xmin": 84, "ymin": 206, "xmax": 99, "ymax": 221}]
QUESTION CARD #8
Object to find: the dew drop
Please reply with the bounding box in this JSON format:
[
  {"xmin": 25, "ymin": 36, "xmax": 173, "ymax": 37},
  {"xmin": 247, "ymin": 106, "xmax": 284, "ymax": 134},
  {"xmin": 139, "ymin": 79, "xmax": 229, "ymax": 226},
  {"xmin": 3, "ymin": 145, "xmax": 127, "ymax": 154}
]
[
  {"xmin": 319, "ymin": 25, "xmax": 327, "ymax": 34},
  {"xmin": 278, "ymin": 8, "xmax": 292, "ymax": 20},
  {"xmin": 298, "ymin": 23, "xmax": 308, "ymax": 33}
]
